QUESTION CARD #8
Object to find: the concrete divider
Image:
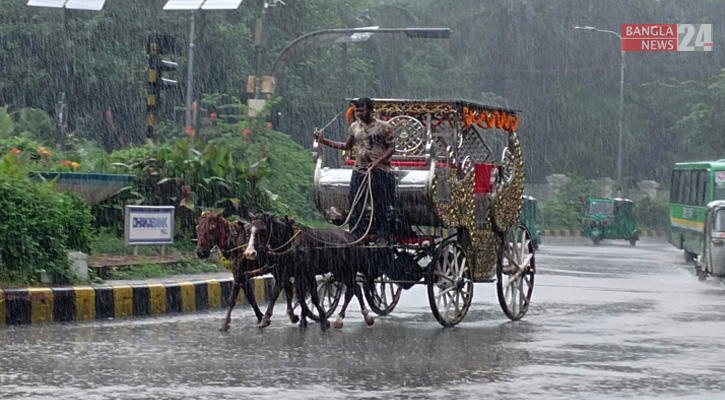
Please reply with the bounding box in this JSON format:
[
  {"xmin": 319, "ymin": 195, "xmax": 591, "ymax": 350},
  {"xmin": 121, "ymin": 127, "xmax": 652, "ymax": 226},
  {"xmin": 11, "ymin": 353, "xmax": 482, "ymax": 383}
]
[
  {"xmin": 541, "ymin": 229, "xmax": 665, "ymax": 237},
  {"xmin": 0, "ymin": 276, "xmax": 275, "ymax": 326}
]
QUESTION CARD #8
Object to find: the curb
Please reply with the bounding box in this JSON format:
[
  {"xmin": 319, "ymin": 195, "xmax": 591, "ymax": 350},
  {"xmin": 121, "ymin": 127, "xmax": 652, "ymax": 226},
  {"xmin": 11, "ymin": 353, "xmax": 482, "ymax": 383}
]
[
  {"xmin": 0, "ymin": 276, "xmax": 275, "ymax": 326},
  {"xmin": 541, "ymin": 229, "xmax": 665, "ymax": 237}
]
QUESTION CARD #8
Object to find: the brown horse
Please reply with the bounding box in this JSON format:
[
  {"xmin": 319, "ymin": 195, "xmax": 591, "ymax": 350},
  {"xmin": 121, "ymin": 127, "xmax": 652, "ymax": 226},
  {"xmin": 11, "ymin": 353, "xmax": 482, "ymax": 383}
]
[
  {"xmin": 243, "ymin": 212, "xmax": 374, "ymax": 331},
  {"xmin": 195, "ymin": 210, "xmax": 298, "ymax": 331}
]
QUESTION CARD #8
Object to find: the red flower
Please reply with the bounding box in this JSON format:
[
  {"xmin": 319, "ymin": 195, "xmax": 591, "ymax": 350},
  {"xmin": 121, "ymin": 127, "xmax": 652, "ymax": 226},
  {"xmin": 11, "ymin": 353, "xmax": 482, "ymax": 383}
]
[
  {"xmin": 61, "ymin": 160, "xmax": 70, "ymax": 167},
  {"xmin": 186, "ymin": 125, "xmax": 195, "ymax": 137},
  {"xmin": 210, "ymin": 112, "xmax": 217, "ymax": 119},
  {"xmin": 266, "ymin": 122, "xmax": 273, "ymax": 129},
  {"xmin": 242, "ymin": 128, "xmax": 250, "ymax": 136},
  {"xmin": 11, "ymin": 148, "xmax": 20, "ymax": 154}
]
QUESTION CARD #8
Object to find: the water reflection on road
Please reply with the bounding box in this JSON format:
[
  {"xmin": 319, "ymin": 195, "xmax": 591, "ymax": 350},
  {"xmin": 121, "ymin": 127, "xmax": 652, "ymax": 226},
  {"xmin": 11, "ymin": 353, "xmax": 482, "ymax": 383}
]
[{"xmin": 2, "ymin": 239, "xmax": 725, "ymax": 399}]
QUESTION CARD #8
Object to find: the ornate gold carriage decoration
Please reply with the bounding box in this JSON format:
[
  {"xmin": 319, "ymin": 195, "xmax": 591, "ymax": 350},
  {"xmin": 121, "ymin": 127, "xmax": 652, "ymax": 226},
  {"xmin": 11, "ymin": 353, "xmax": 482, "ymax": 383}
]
[{"xmin": 313, "ymin": 99, "xmax": 525, "ymax": 281}]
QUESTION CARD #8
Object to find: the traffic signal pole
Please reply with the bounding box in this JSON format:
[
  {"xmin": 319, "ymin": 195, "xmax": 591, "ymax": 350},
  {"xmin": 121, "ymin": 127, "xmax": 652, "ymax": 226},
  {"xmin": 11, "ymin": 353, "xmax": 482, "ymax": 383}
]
[
  {"xmin": 146, "ymin": 34, "xmax": 178, "ymax": 140},
  {"xmin": 146, "ymin": 37, "xmax": 160, "ymax": 139}
]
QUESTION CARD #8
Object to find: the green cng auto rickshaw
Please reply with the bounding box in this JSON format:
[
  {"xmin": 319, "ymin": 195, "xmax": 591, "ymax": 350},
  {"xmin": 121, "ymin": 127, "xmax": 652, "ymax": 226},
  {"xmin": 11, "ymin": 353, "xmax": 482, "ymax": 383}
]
[
  {"xmin": 521, "ymin": 195, "xmax": 542, "ymax": 249},
  {"xmin": 582, "ymin": 198, "xmax": 639, "ymax": 245}
]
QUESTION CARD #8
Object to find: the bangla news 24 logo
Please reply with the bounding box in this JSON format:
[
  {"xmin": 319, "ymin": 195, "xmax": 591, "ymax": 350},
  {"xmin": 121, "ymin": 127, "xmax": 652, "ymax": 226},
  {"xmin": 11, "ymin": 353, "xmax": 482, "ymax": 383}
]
[{"xmin": 622, "ymin": 24, "xmax": 713, "ymax": 51}]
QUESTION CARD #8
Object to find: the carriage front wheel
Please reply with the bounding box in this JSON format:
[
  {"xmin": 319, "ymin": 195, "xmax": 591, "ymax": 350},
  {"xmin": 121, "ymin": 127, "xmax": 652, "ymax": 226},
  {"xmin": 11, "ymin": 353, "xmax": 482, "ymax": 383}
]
[
  {"xmin": 427, "ymin": 239, "xmax": 473, "ymax": 327},
  {"xmin": 496, "ymin": 223, "xmax": 536, "ymax": 321},
  {"xmin": 363, "ymin": 274, "xmax": 402, "ymax": 316},
  {"xmin": 295, "ymin": 273, "xmax": 342, "ymax": 322}
]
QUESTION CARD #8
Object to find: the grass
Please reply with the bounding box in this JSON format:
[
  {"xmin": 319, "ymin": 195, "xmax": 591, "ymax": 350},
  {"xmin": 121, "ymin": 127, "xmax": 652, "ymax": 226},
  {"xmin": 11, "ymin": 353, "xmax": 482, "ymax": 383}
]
[
  {"xmin": 104, "ymin": 259, "xmax": 227, "ymax": 280},
  {"xmin": 91, "ymin": 232, "xmax": 228, "ymax": 280},
  {"xmin": 90, "ymin": 231, "xmax": 196, "ymax": 256}
]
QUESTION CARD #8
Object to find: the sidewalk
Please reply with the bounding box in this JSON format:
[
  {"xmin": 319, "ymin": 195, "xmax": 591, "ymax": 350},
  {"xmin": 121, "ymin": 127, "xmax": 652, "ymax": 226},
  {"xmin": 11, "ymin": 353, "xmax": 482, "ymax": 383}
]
[{"xmin": 1, "ymin": 255, "xmax": 275, "ymax": 327}]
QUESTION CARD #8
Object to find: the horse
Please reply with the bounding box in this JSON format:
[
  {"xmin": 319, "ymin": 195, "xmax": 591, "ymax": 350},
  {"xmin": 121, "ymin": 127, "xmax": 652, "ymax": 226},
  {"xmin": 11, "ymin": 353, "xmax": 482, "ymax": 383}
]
[
  {"xmin": 195, "ymin": 210, "xmax": 298, "ymax": 331},
  {"xmin": 243, "ymin": 212, "xmax": 374, "ymax": 331}
]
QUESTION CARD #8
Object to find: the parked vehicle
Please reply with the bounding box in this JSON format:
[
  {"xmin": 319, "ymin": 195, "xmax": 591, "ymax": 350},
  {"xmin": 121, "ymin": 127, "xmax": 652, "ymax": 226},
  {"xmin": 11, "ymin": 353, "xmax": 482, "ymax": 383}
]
[
  {"xmin": 582, "ymin": 198, "xmax": 638, "ymax": 245},
  {"xmin": 668, "ymin": 160, "xmax": 725, "ymax": 262},
  {"xmin": 695, "ymin": 200, "xmax": 725, "ymax": 279},
  {"xmin": 521, "ymin": 195, "xmax": 541, "ymax": 250}
]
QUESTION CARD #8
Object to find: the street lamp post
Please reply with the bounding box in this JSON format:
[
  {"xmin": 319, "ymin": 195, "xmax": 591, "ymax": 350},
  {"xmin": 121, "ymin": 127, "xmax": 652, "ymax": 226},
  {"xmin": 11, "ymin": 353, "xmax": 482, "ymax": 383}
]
[
  {"xmin": 575, "ymin": 26, "xmax": 625, "ymax": 197},
  {"xmin": 269, "ymin": 27, "xmax": 452, "ymax": 86}
]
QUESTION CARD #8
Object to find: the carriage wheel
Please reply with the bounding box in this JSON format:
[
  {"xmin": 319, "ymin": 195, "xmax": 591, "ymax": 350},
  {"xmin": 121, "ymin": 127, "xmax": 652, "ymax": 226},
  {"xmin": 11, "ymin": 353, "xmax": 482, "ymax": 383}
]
[
  {"xmin": 427, "ymin": 239, "xmax": 473, "ymax": 327},
  {"xmin": 363, "ymin": 274, "xmax": 403, "ymax": 316},
  {"xmin": 295, "ymin": 273, "xmax": 342, "ymax": 322},
  {"xmin": 496, "ymin": 223, "xmax": 535, "ymax": 321}
]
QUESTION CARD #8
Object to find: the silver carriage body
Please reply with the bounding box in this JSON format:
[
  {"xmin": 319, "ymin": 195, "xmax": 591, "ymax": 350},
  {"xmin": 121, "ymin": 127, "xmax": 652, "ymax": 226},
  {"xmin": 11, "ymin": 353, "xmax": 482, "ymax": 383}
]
[{"xmin": 313, "ymin": 99, "xmax": 515, "ymax": 228}]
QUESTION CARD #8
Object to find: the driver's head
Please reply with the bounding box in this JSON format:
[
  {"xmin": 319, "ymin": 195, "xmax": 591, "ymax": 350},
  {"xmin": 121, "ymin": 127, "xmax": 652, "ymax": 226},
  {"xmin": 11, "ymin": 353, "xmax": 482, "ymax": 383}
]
[{"xmin": 353, "ymin": 97, "xmax": 374, "ymax": 121}]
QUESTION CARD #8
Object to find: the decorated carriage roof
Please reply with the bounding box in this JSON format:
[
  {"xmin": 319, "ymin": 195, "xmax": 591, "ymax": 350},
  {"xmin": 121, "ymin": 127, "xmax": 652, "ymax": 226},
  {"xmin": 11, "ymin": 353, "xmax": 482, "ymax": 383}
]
[
  {"xmin": 345, "ymin": 98, "xmax": 521, "ymax": 133},
  {"xmin": 347, "ymin": 98, "xmax": 520, "ymax": 115}
]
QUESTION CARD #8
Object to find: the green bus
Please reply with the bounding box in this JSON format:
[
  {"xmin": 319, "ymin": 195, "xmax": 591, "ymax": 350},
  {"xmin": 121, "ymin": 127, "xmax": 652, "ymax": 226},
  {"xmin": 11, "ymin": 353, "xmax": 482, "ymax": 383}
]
[{"xmin": 668, "ymin": 160, "xmax": 725, "ymax": 262}]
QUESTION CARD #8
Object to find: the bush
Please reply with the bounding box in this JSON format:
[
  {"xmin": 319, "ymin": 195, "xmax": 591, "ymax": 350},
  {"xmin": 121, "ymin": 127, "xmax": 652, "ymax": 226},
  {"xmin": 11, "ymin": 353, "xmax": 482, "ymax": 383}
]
[
  {"xmin": 538, "ymin": 173, "xmax": 598, "ymax": 229},
  {"xmin": 635, "ymin": 194, "xmax": 669, "ymax": 229},
  {"xmin": 0, "ymin": 152, "xmax": 94, "ymax": 285}
]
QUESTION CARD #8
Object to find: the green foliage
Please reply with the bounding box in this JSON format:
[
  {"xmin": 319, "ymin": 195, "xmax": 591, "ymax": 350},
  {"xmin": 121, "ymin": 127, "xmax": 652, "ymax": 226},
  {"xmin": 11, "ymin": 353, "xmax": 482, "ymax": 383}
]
[
  {"xmin": 13, "ymin": 107, "xmax": 57, "ymax": 144},
  {"xmin": 634, "ymin": 194, "xmax": 670, "ymax": 230},
  {"xmin": 0, "ymin": 152, "xmax": 94, "ymax": 285},
  {"xmin": 0, "ymin": 107, "xmax": 14, "ymax": 138},
  {"xmin": 538, "ymin": 174, "xmax": 598, "ymax": 229}
]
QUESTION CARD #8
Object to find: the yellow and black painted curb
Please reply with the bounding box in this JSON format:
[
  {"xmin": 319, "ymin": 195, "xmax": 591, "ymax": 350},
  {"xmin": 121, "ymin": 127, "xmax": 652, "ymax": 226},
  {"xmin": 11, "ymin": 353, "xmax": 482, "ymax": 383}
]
[
  {"xmin": 0, "ymin": 276, "xmax": 274, "ymax": 326},
  {"xmin": 541, "ymin": 229, "xmax": 666, "ymax": 237}
]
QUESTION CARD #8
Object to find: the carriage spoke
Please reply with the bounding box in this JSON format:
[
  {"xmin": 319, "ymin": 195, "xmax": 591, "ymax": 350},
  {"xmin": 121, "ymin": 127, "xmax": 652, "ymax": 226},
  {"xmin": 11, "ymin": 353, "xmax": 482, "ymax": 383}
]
[
  {"xmin": 428, "ymin": 240, "xmax": 473, "ymax": 327},
  {"xmin": 497, "ymin": 223, "xmax": 536, "ymax": 321}
]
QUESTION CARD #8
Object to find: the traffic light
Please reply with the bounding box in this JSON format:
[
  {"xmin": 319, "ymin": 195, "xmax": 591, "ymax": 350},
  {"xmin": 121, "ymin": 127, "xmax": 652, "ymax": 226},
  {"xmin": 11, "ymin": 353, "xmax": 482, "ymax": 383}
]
[{"xmin": 146, "ymin": 34, "xmax": 177, "ymax": 139}]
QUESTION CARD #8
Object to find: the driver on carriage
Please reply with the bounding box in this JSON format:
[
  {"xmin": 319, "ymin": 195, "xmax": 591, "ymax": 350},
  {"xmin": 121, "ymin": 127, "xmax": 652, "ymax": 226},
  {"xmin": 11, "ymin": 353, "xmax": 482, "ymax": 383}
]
[{"xmin": 314, "ymin": 97, "xmax": 396, "ymax": 246}]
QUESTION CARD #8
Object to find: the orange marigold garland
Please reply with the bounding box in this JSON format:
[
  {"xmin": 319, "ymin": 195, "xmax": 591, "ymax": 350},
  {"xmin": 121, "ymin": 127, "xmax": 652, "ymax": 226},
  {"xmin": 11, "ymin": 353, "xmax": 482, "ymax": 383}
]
[{"xmin": 345, "ymin": 105, "xmax": 355, "ymax": 124}]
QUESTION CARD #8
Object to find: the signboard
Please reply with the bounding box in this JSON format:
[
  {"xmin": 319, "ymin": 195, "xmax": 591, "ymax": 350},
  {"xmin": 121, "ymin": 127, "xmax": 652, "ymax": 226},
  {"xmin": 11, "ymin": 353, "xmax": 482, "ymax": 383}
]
[
  {"xmin": 622, "ymin": 24, "xmax": 713, "ymax": 51},
  {"xmin": 124, "ymin": 205, "xmax": 174, "ymax": 245}
]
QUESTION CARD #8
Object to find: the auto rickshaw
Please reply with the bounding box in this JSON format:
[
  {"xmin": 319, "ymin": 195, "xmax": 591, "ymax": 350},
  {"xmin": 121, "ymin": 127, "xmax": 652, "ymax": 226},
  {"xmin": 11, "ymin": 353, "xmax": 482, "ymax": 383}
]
[
  {"xmin": 696, "ymin": 200, "xmax": 725, "ymax": 279},
  {"xmin": 521, "ymin": 195, "xmax": 542, "ymax": 250},
  {"xmin": 582, "ymin": 198, "xmax": 639, "ymax": 245}
]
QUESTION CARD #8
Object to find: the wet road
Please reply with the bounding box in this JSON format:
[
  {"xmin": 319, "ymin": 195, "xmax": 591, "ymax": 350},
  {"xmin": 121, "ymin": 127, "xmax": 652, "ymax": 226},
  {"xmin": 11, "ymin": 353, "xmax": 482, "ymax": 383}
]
[{"xmin": 3, "ymin": 238, "xmax": 725, "ymax": 399}]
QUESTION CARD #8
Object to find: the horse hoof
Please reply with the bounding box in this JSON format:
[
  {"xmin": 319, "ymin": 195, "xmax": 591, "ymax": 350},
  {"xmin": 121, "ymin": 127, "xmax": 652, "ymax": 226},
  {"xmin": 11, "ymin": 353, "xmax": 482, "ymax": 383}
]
[
  {"xmin": 220, "ymin": 324, "xmax": 230, "ymax": 332},
  {"xmin": 333, "ymin": 317, "xmax": 344, "ymax": 329},
  {"xmin": 258, "ymin": 319, "xmax": 271, "ymax": 329},
  {"xmin": 321, "ymin": 320, "xmax": 330, "ymax": 331},
  {"xmin": 289, "ymin": 315, "xmax": 300, "ymax": 324},
  {"xmin": 365, "ymin": 315, "xmax": 375, "ymax": 326}
]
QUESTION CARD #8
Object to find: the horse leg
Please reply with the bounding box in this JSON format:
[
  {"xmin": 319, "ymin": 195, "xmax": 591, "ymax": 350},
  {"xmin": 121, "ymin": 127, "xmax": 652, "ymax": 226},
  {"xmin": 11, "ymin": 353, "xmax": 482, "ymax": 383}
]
[
  {"xmin": 259, "ymin": 275, "xmax": 285, "ymax": 329},
  {"xmin": 283, "ymin": 280, "xmax": 300, "ymax": 324},
  {"xmin": 307, "ymin": 274, "xmax": 329, "ymax": 331},
  {"xmin": 221, "ymin": 282, "xmax": 242, "ymax": 332},
  {"xmin": 242, "ymin": 276, "xmax": 264, "ymax": 323},
  {"xmin": 295, "ymin": 277, "xmax": 309, "ymax": 329},
  {"xmin": 353, "ymin": 279, "xmax": 375, "ymax": 326},
  {"xmin": 333, "ymin": 285, "xmax": 355, "ymax": 329}
]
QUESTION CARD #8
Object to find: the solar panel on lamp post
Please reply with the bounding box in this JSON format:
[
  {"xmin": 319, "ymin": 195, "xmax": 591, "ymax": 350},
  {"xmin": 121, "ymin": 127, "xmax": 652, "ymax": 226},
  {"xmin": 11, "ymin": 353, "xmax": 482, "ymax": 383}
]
[
  {"xmin": 27, "ymin": 0, "xmax": 107, "ymax": 11},
  {"xmin": 163, "ymin": 0, "xmax": 244, "ymax": 132}
]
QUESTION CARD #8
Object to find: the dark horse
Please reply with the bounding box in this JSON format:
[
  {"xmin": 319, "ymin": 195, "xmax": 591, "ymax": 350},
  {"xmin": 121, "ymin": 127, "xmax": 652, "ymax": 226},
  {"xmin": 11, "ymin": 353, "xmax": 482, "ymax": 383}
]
[
  {"xmin": 195, "ymin": 210, "xmax": 298, "ymax": 331},
  {"xmin": 244, "ymin": 212, "xmax": 374, "ymax": 330}
]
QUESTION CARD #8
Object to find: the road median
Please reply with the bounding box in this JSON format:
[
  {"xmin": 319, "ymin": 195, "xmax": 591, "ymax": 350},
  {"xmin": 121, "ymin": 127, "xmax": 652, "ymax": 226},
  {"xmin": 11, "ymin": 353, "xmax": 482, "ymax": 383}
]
[{"xmin": 0, "ymin": 275, "xmax": 275, "ymax": 326}]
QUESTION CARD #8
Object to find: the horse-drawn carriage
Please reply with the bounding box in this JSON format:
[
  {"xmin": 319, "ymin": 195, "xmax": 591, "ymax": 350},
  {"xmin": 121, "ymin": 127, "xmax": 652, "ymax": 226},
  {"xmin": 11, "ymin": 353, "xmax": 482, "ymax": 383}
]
[
  {"xmin": 197, "ymin": 98, "xmax": 535, "ymax": 330},
  {"xmin": 311, "ymin": 98, "xmax": 536, "ymax": 327}
]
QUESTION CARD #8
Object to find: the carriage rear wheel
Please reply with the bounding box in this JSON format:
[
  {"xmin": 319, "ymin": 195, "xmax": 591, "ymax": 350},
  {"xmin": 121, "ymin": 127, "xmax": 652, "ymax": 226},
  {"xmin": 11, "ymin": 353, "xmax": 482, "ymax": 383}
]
[
  {"xmin": 363, "ymin": 274, "xmax": 403, "ymax": 316},
  {"xmin": 427, "ymin": 239, "xmax": 473, "ymax": 327},
  {"xmin": 496, "ymin": 223, "xmax": 535, "ymax": 321},
  {"xmin": 295, "ymin": 273, "xmax": 342, "ymax": 322}
]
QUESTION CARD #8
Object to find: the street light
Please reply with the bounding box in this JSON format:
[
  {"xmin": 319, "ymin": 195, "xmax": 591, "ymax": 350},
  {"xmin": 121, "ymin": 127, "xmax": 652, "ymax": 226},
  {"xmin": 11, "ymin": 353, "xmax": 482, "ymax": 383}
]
[
  {"xmin": 269, "ymin": 27, "xmax": 452, "ymax": 87},
  {"xmin": 163, "ymin": 0, "xmax": 245, "ymax": 131},
  {"xmin": 575, "ymin": 25, "xmax": 625, "ymax": 197},
  {"xmin": 27, "ymin": 0, "xmax": 107, "ymax": 146}
]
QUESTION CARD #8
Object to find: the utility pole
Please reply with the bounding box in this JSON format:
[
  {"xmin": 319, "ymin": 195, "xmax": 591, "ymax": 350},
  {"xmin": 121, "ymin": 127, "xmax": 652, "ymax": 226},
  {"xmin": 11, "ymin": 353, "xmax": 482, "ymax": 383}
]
[{"xmin": 185, "ymin": 11, "xmax": 196, "ymax": 130}]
